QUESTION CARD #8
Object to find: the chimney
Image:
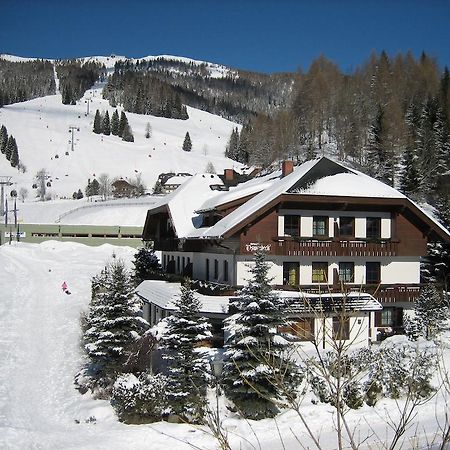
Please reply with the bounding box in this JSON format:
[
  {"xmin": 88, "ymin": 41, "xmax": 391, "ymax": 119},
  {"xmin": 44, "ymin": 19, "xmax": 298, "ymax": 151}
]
[
  {"xmin": 282, "ymin": 160, "xmax": 294, "ymax": 177},
  {"xmin": 224, "ymin": 168, "xmax": 234, "ymax": 181}
]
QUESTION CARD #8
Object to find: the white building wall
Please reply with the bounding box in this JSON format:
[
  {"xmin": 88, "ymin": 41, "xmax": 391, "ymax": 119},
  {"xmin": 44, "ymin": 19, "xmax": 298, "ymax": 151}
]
[
  {"xmin": 192, "ymin": 252, "xmax": 235, "ymax": 284},
  {"xmin": 237, "ymin": 255, "xmax": 420, "ymax": 285}
]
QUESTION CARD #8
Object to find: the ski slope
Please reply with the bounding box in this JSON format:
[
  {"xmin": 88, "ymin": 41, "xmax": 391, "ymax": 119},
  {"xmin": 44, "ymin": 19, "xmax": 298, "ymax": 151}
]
[
  {"xmin": 1, "ymin": 241, "xmax": 449, "ymax": 449},
  {"xmin": 0, "ymin": 60, "xmax": 242, "ymax": 201}
]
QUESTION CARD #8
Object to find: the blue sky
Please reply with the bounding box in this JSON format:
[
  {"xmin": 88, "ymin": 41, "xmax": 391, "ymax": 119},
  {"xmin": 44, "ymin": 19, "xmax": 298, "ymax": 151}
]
[{"xmin": 2, "ymin": 0, "xmax": 450, "ymax": 73}]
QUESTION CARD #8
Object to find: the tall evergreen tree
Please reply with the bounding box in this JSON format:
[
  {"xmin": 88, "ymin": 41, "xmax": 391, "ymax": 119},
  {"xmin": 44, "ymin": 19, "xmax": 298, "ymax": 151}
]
[
  {"xmin": 122, "ymin": 122, "xmax": 134, "ymax": 142},
  {"xmin": 132, "ymin": 243, "xmax": 161, "ymax": 286},
  {"xmin": 160, "ymin": 282, "xmax": 211, "ymax": 421},
  {"xmin": 0, "ymin": 125, "xmax": 8, "ymax": 154},
  {"xmin": 111, "ymin": 109, "xmax": 120, "ymax": 136},
  {"xmin": 405, "ymin": 284, "xmax": 449, "ymax": 340},
  {"xmin": 145, "ymin": 122, "xmax": 152, "ymax": 139},
  {"xmin": 5, "ymin": 135, "xmax": 16, "ymax": 161},
  {"xmin": 225, "ymin": 127, "xmax": 239, "ymax": 160},
  {"xmin": 83, "ymin": 259, "xmax": 148, "ymax": 395},
  {"xmin": 102, "ymin": 110, "xmax": 111, "ymax": 135},
  {"xmin": 222, "ymin": 251, "xmax": 298, "ymax": 420},
  {"xmin": 118, "ymin": 111, "xmax": 128, "ymax": 137},
  {"xmin": 93, "ymin": 109, "xmax": 102, "ymax": 134},
  {"xmin": 182, "ymin": 132, "xmax": 192, "ymax": 152},
  {"xmin": 9, "ymin": 137, "xmax": 19, "ymax": 167}
]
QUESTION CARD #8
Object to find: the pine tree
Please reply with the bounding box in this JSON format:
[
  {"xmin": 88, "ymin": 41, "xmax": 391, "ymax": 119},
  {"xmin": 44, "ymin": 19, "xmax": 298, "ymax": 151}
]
[
  {"xmin": 405, "ymin": 284, "xmax": 449, "ymax": 340},
  {"xmin": 93, "ymin": 109, "xmax": 102, "ymax": 134},
  {"xmin": 9, "ymin": 137, "xmax": 19, "ymax": 168},
  {"xmin": 0, "ymin": 125, "xmax": 8, "ymax": 154},
  {"xmin": 145, "ymin": 122, "xmax": 152, "ymax": 139},
  {"xmin": 222, "ymin": 251, "xmax": 298, "ymax": 419},
  {"xmin": 122, "ymin": 122, "xmax": 134, "ymax": 142},
  {"xmin": 225, "ymin": 127, "xmax": 239, "ymax": 160},
  {"xmin": 102, "ymin": 110, "xmax": 111, "ymax": 135},
  {"xmin": 83, "ymin": 260, "xmax": 148, "ymax": 395},
  {"xmin": 111, "ymin": 109, "xmax": 120, "ymax": 136},
  {"xmin": 5, "ymin": 135, "xmax": 16, "ymax": 161},
  {"xmin": 118, "ymin": 111, "xmax": 127, "ymax": 137},
  {"xmin": 91, "ymin": 178, "xmax": 100, "ymax": 195},
  {"xmin": 132, "ymin": 243, "xmax": 161, "ymax": 286},
  {"xmin": 182, "ymin": 132, "xmax": 192, "ymax": 152},
  {"xmin": 160, "ymin": 281, "xmax": 212, "ymax": 421}
]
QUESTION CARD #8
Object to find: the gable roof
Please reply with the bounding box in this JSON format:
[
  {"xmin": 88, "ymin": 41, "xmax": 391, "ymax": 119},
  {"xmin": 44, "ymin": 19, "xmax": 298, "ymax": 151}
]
[{"xmin": 143, "ymin": 157, "xmax": 450, "ymax": 242}]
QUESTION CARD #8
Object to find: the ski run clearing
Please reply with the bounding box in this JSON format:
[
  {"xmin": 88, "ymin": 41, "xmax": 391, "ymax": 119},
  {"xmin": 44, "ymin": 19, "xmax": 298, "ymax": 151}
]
[{"xmin": 0, "ymin": 240, "xmax": 450, "ymax": 450}]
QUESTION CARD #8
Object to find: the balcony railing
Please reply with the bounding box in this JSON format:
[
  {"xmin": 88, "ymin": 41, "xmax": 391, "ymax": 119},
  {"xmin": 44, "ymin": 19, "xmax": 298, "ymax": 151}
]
[
  {"xmin": 273, "ymin": 237, "xmax": 399, "ymax": 257},
  {"xmin": 274, "ymin": 283, "xmax": 421, "ymax": 304}
]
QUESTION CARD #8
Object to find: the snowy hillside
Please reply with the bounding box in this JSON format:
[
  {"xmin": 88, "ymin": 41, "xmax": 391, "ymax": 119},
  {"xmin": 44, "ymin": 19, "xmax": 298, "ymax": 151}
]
[
  {"xmin": 0, "ymin": 60, "xmax": 242, "ymax": 201},
  {"xmin": 1, "ymin": 240, "xmax": 450, "ymax": 449}
]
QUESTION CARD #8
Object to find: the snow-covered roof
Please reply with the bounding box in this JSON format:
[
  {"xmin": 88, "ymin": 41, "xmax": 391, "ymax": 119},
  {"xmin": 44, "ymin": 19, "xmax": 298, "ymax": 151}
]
[
  {"xmin": 136, "ymin": 280, "xmax": 229, "ymax": 314},
  {"xmin": 155, "ymin": 173, "xmax": 225, "ymax": 237},
  {"xmin": 144, "ymin": 157, "xmax": 450, "ymax": 241},
  {"xmin": 163, "ymin": 175, "xmax": 192, "ymax": 186},
  {"xmin": 135, "ymin": 280, "xmax": 381, "ymax": 314}
]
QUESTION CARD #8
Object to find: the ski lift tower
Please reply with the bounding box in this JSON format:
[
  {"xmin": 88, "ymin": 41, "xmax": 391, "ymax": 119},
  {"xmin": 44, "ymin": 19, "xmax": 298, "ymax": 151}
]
[
  {"xmin": 0, "ymin": 176, "xmax": 13, "ymax": 216},
  {"xmin": 68, "ymin": 126, "xmax": 80, "ymax": 151}
]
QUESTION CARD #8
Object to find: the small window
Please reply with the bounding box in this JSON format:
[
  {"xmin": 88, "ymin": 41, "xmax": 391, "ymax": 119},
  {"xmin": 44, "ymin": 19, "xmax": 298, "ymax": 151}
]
[
  {"xmin": 163, "ymin": 254, "xmax": 167, "ymax": 269},
  {"xmin": 312, "ymin": 262, "xmax": 328, "ymax": 283},
  {"xmin": 177, "ymin": 256, "xmax": 180, "ymax": 273},
  {"xmin": 381, "ymin": 308, "xmax": 394, "ymax": 327},
  {"xmin": 339, "ymin": 217, "xmax": 354, "ymax": 237},
  {"xmin": 339, "ymin": 262, "xmax": 355, "ymax": 283},
  {"xmin": 214, "ymin": 259, "xmax": 219, "ymax": 279},
  {"xmin": 366, "ymin": 262, "xmax": 381, "ymax": 284},
  {"xmin": 279, "ymin": 318, "xmax": 315, "ymax": 341},
  {"xmin": 283, "ymin": 262, "xmax": 299, "ymax": 285},
  {"xmin": 223, "ymin": 260, "xmax": 229, "ymax": 282},
  {"xmin": 313, "ymin": 216, "xmax": 328, "ymax": 237},
  {"xmin": 206, "ymin": 258, "xmax": 210, "ymax": 281},
  {"xmin": 366, "ymin": 217, "xmax": 381, "ymax": 240},
  {"xmin": 284, "ymin": 215, "xmax": 301, "ymax": 237},
  {"xmin": 333, "ymin": 316, "xmax": 350, "ymax": 340}
]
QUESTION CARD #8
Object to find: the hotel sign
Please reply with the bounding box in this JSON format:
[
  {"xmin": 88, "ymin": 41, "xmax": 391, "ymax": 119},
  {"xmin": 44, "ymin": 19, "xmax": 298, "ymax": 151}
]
[{"xmin": 245, "ymin": 242, "xmax": 271, "ymax": 253}]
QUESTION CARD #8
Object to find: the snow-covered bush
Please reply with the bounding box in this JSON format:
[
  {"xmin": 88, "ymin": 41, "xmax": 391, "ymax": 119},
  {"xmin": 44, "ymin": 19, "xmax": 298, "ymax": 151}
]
[
  {"xmin": 111, "ymin": 372, "xmax": 169, "ymax": 424},
  {"xmin": 132, "ymin": 243, "xmax": 161, "ymax": 285}
]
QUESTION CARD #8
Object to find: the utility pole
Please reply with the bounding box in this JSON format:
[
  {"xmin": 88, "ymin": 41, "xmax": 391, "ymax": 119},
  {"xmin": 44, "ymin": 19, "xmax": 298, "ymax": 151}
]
[
  {"xmin": 0, "ymin": 176, "xmax": 13, "ymax": 217},
  {"xmin": 85, "ymin": 97, "xmax": 91, "ymax": 116},
  {"xmin": 68, "ymin": 126, "xmax": 80, "ymax": 152}
]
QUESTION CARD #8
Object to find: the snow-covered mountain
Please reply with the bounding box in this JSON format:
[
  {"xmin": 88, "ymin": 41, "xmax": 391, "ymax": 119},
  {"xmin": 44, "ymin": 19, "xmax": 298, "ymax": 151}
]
[{"xmin": 0, "ymin": 55, "xmax": 242, "ymax": 203}]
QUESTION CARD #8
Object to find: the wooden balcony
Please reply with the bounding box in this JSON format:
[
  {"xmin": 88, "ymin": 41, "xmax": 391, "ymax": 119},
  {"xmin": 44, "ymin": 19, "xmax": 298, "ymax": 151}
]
[
  {"xmin": 273, "ymin": 237, "xmax": 399, "ymax": 257},
  {"xmin": 275, "ymin": 283, "xmax": 421, "ymax": 304}
]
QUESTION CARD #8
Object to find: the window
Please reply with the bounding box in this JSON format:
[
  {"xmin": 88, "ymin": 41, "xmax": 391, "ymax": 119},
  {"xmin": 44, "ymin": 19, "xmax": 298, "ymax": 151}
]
[
  {"xmin": 283, "ymin": 262, "xmax": 299, "ymax": 285},
  {"xmin": 279, "ymin": 318, "xmax": 315, "ymax": 341},
  {"xmin": 163, "ymin": 254, "xmax": 166, "ymax": 270},
  {"xmin": 366, "ymin": 262, "xmax": 381, "ymax": 284},
  {"xmin": 177, "ymin": 256, "xmax": 180, "ymax": 273},
  {"xmin": 366, "ymin": 217, "xmax": 381, "ymax": 240},
  {"xmin": 313, "ymin": 216, "xmax": 328, "ymax": 237},
  {"xmin": 223, "ymin": 260, "xmax": 229, "ymax": 282},
  {"xmin": 214, "ymin": 259, "xmax": 219, "ymax": 279},
  {"xmin": 339, "ymin": 217, "xmax": 354, "ymax": 237},
  {"xmin": 381, "ymin": 308, "xmax": 394, "ymax": 327},
  {"xmin": 333, "ymin": 316, "xmax": 350, "ymax": 340},
  {"xmin": 206, "ymin": 258, "xmax": 210, "ymax": 281},
  {"xmin": 284, "ymin": 215, "xmax": 301, "ymax": 237},
  {"xmin": 339, "ymin": 262, "xmax": 355, "ymax": 283},
  {"xmin": 312, "ymin": 262, "xmax": 328, "ymax": 283}
]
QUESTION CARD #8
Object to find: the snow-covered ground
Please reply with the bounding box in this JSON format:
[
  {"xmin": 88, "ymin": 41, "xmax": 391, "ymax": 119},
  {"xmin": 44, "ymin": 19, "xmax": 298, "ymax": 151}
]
[
  {"xmin": 1, "ymin": 241, "xmax": 450, "ymax": 449},
  {"xmin": 0, "ymin": 63, "xmax": 242, "ymax": 201}
]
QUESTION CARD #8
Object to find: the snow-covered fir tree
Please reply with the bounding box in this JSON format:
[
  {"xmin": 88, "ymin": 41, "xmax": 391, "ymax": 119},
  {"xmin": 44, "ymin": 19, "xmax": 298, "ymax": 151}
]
[
  {"xmin": 222, "ymin": 251, "xmax": 298, "ymax": 420},
  {"xmin": 159, "ymin": 281, "xmax": 211, "ymax": 422},
  {"xmin": 132, "ymin": 243, "xmax": 161, "ymax": 286},
  {"xmin": 81, "ymin": 259, "xmax": 148, "ymax": 396},
  {"xmin": 405, "ymin": 284, "xmax": 449, "ymax": 340},
  {"xmin": 0, "ymin": 125, "xmax": 8, "ymax": 154}
]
